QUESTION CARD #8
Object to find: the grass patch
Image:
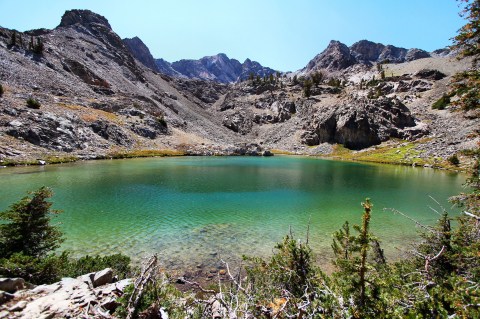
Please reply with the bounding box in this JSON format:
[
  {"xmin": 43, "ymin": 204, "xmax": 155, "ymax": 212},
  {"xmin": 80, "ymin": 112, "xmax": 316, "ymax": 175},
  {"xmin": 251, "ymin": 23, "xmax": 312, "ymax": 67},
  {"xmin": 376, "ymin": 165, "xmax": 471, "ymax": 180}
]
[
  {"xmin": 44, "ymin": 155, "xmax": 78, "ymax": 164},
  {"xmin": 107, "ymin": 149, "xmax": 185, "ymax": 159},
  {"xmin": 0, "ymin": 156, "xmax": 79, "ymax": 167},
  {"xmin": 327, "ymin": 141, "xmax": 452, "ymax": 169},
  {"xmin": 270, "ymin": 149, "xmax": 295, "ymax": 155}
]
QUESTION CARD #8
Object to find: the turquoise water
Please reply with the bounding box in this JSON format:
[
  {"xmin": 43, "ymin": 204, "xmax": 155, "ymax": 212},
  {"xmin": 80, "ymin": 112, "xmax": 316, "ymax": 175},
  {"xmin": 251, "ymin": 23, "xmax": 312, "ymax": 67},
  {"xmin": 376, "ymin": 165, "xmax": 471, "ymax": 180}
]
[{"xmin": 0, "ymin": 156, "xmax": 465, "ymax": 271}]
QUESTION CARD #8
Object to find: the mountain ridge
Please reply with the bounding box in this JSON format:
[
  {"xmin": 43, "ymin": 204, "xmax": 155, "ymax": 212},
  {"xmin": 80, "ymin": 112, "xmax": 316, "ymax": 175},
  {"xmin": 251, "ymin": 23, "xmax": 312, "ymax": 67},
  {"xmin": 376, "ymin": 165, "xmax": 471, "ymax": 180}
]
[{"xmin": 0, "ymin": 9, "xmax": 477, "ymax": 168}]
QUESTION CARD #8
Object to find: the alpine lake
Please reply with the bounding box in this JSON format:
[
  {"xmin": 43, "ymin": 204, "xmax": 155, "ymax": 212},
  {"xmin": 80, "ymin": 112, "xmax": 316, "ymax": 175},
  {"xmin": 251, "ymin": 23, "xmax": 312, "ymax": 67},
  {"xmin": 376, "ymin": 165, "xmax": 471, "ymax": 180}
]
[{"xmin": 0, "ymin": 156, "xmax": 466, "ymax": 272}]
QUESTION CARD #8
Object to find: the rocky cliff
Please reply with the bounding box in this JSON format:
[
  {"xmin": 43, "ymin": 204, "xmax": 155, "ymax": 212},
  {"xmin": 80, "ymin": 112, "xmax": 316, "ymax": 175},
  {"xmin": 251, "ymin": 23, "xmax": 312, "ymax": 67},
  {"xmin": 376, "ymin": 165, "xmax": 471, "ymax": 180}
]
[{"xmin": 123, "ymin": 36, "xmax": 159, "ymax": 72}]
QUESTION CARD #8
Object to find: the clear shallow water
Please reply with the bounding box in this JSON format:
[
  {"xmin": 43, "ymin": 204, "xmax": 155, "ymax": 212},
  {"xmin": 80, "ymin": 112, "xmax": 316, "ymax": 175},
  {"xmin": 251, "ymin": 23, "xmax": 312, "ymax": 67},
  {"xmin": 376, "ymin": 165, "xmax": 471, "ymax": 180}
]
[{"xmin": 0, "ymin": 156, "xmax": 466, "ymax": 271}]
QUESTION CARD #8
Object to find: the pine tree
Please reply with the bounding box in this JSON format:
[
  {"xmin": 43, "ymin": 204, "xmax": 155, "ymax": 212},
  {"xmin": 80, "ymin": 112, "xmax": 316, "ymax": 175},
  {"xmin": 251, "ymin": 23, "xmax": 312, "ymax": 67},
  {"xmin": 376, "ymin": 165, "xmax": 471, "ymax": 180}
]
[
  {"xmin": 10, "ymin": 31, "xmax": 17, "ymax": 46},
  {"xmin": 449, "ymin": 0, "xmax": 480, "ymax": 111},
  {"xmin": 453, "ymin": 0, "xmax": 480, "ymax": 63},
  {"xmin": 332, "ymin": 199, "xmax": 384, "ymax": 317},
  {"xmin": 0, "ymin": 187, "xmax": 63, "ymax": 258},
  {"xmin": 303, "ymin": 78, "xmax": 312, "ymax": 97}
]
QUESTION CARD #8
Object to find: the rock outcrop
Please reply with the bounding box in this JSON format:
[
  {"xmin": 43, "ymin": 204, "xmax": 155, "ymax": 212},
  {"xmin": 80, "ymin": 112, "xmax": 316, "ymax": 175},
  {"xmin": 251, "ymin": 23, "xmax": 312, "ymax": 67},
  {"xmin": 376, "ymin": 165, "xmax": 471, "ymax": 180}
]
[
  {"xmin": 304, "ymin": 40, "xmax": 432, "ymax": 73},
  {"xmin": 301, "ymin": 97, "xmax": 426, "ymax": 149},
  {"xmin": 123, "ymin": 36, "xmax": 159, "ymax": 72},
  {"xmin": 304, "ymin": 40, "xmax": 357, "ymax": 72}
]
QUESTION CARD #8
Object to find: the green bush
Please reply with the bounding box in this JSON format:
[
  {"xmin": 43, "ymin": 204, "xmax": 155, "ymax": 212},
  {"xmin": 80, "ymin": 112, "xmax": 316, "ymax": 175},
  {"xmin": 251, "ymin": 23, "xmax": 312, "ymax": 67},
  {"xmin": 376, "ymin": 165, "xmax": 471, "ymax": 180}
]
[
  {"xmin": 432, "ymin": 94, "xmax": 450, "ymax": 110},
  {"xmin": 448, "ymin": 154, "xmax": 460, "ymax": 166},
  {"xmin": 156, "ymin": 115, "xmax": 167, "ymax": 127},
  {"xmin": 60, "ymin": 253, "xmax": 132, "ymax": 279},
  {"xmin": 26, "ymin": 97, "xmax": 41, "ymax": 109},
  {"xmin": 0, "ymin": 252, "xmax": 70, "ymax": 284}
]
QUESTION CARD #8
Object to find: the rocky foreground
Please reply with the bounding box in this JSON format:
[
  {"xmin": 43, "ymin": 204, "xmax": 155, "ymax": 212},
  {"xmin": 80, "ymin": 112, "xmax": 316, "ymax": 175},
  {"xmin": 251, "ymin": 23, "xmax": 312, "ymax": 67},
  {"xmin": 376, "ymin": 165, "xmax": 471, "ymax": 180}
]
[{"xmin": 0, "ymin": 268, "xmax": 130, "ymax": 318}]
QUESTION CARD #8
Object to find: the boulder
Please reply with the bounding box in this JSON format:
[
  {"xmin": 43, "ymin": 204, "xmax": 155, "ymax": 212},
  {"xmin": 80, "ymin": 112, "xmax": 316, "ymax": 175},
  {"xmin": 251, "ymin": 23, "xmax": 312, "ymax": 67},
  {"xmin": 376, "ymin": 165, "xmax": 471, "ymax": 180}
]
[
  {"xmin": 92, "ymin": 268, "xmax": 113, "ymax": 288},
  {"xmin": 222, "ymin": 112, "xmax": 253, "ymax": 134},
  {"xmin": 0, "ymin": 278, "xmax": 26, "ymax": 293},
  {"xmin": 263, "ymin": 150, "xmax": 274, "ymax": 157},
  {"xmin": 415, "ymin": 69, "xmax": 446, "ymax": 80},
  {"xmin": 8, "ymin": 300, "xmax": 28, "ymax": 312},
  {"xmin": 0, "ymin": 291, "xmax": 14, "ymax": 305}
]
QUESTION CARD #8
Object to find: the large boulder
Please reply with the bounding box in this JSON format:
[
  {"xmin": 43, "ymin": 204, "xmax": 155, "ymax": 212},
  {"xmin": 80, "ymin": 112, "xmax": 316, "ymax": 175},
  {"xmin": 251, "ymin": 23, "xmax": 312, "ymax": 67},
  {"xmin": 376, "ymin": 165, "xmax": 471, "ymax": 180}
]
[
  {"xmin": 0, "ymin": 278, "xmax": 26, "ymax": 293},
  {"xmin": 92, "ymin": 268, "xmax": 114, "ymax": 288}
]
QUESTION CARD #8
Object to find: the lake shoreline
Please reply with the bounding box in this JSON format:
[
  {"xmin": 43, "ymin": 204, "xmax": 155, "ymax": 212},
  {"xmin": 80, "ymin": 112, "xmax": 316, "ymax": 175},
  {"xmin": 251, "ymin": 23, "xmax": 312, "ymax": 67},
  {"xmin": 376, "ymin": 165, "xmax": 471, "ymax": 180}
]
[{"xmin": 0, "ymin": 144, "xmax": 469, "ymax": 173}]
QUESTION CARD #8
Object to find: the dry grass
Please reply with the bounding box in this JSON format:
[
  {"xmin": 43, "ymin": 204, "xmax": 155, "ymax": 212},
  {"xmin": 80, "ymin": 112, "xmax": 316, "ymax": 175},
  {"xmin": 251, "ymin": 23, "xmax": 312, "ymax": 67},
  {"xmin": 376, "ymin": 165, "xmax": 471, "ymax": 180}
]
[
  {"xmin": 56, "ymin": 103, "xmax": 121, "ymax": 123},
  {"xmin": 107, "ymin": 149, "xmax": 185, "ymax": 159},
  {"xmin": 270, "ymin": 149, "xmax": 295, "ymax": 155}
]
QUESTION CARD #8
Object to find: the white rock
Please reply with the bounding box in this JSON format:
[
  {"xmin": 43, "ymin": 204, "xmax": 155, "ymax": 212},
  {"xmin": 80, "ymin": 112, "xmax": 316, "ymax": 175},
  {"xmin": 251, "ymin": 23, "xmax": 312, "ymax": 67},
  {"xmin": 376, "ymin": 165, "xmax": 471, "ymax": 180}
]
[{"xmin": 93, "ymin": 268, "xmax": 113, "ymax": 288}]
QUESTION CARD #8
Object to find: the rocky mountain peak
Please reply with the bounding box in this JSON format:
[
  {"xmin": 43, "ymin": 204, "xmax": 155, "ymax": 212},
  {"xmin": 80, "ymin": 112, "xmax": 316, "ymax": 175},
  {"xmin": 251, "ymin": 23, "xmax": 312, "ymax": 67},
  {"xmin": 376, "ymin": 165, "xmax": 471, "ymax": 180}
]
[
  {"xmin": 305, "ymin": 40, "xmax": 356, "ymax": 72},
  {"xmin": 123, "ymin": 36, "xmax": 159, "ymax": 72},
  {"xmin": 164, "ymin": 53, "xmax": 276, "ymax": 83},
  {"xmin": 58, "ymin": 9, "xmax": 112, "ymax": 30},
  {"xmin": 350, "ymin": 40, "xmax": 385, "ymax": 63}
]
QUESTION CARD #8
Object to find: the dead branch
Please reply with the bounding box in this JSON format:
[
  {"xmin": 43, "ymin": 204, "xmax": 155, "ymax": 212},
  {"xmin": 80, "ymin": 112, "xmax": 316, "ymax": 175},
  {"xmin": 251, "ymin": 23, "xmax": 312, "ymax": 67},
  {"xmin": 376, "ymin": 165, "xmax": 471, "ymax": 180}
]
[
  {"xmin": 180, "ymin": 278, "xmax": 217, "ymax": 294},
  {"xmin": 126, "ymin": 255, "xmax": 158, "ymax": 319},
  {"xmin": 385, "ymin": 208, "xmax": 434, "ymax": 232},
  {"xmin": 464, "ymin": 211, "xmax": 480, "ymax": 220}
]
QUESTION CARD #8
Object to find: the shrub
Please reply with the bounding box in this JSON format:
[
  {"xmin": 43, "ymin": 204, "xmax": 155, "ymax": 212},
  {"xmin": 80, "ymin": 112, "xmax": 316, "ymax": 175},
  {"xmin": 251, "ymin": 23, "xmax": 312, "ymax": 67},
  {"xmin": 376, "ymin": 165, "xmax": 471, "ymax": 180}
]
[
  {"xmin": 0, "ymin": 252, "xmax": 70, "ymax": 284},
  {"xmin": 448, "ymin": 154, "xmax": 460, "ymax": 166},
  {"xmin": 156, "ymin": 115, "xmax": 167, "ymax": 127},
  {"xmin": 60, "ymin": 253, "xmax": 132, "ymax": 279},
  {"xmin": 303, "ymin": 78, "xmax": 312, "ymax": 97},
  {"xmin": 327, "ymin": 78, "xmax": 342, "ymax": 87},
  {"xmin": 432, "ymin": 94, "xmax": 450, "ymax": 110},
  {"xmin": 26, "ymin": 97, "xmax": 41, "ymax": 109}
]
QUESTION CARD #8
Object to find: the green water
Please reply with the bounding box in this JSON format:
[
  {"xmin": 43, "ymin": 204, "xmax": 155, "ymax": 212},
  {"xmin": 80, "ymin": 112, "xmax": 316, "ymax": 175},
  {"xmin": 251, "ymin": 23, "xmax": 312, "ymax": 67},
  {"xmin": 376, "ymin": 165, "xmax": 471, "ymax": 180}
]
[{"xmin": 0, "ymin": 156, "xmax": 465, "ymax": 270}]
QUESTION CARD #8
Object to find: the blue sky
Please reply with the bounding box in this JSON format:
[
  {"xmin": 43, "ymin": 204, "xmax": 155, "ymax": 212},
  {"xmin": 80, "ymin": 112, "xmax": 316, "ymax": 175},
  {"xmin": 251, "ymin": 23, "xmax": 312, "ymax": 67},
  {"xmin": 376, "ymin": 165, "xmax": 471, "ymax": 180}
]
[{"xmin": 0, "ymin": 0, "xmax": 466, "ymax": 71}]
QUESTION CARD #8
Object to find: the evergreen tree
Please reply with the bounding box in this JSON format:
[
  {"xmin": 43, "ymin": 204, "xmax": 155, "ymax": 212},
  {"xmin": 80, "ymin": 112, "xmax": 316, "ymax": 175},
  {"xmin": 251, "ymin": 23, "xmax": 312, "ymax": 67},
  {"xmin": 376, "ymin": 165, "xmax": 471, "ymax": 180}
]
[
  {"xmin": 454, "ymin": 0, "xmax": 480, "ymax": 62},
  {"xmin": 292, "ymin": 74, "xmax": 298, "ymax": 85},
  {"xmin": 10, "ymin": 31, "xmax": 17, "ymax": 46},
  {"xmin": 33, "ymin": 37, "xmax": 44, "ymax": 54},
  {"xmin": 449, "ymin": 0, "xmax": 480, "ymax": 111},
  {"xmin": 0, "ymin": 187, "xmax": 63, "ymax": 258},
  {"xmin": 248, "ymin": 72, "xmax": 254, "ymax": 83},
  {"xmin": 303, "ymin": 78, "xmax": 312, "ymax": 97},
  {"xmin": 332, "ymin": 199, "xmax": 384, "ymax": 317},
  {"xmin": 29, "ymin": 35, "xmax": 34, "ymax": 51}
]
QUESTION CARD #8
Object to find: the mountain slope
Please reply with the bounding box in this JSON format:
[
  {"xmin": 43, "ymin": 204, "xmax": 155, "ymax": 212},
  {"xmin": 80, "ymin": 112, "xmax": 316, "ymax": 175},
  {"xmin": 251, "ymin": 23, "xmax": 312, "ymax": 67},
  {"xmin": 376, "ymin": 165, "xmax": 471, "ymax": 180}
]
[{"xmin": 0, "ymin": 9, "xmax": 242, "ymax": 161}]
